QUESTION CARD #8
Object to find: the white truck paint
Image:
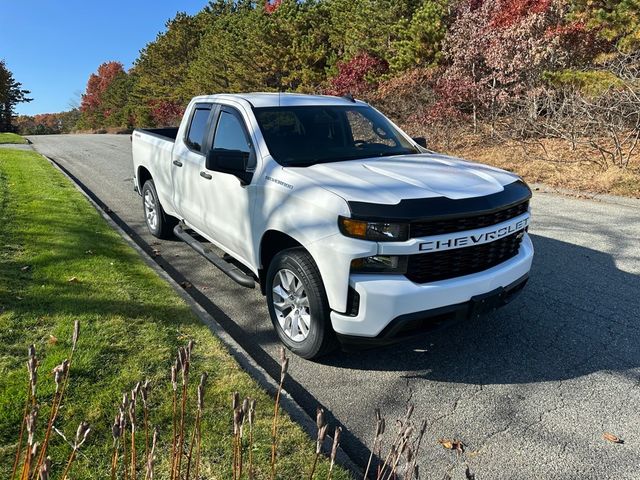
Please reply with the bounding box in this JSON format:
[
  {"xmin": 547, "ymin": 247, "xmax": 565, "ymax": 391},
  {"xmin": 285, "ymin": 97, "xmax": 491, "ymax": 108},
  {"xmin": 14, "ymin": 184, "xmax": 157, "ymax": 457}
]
[{"xmin": 132, "ymin": 93, "xmax": 533, "ymax": 359}]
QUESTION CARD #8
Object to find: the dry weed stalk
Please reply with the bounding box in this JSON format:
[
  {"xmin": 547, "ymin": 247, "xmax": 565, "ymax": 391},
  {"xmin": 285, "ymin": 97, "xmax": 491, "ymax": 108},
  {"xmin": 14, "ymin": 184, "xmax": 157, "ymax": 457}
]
[
  {"xmin": 144, "ymin": 428, "xmax": 158, "ymax": 480},
  {"xmin": 232, "ymin": 392, "xmax": 240, "ymax": 479},
  {"xmin": 38, "ymin": 457, "xmax": 51, "ymax": 480},
  {"xmin": 270, "ymin": 347, "xmax": 289, "ymax": 480},
  {"xmin": 308, "ymin": 407, "xmax": 327, "ymax": 480},
  {"xmin": 169, "ymin": 362, "xmax": 178, "ymax": 479},
  {"xmin": 110, "ymin": 411, "xmax": 123, "ymax": 480},
  {"xmin": 60, "ymin": 421, "xmax": 90, "ymax": 480},
  {"xmin": 129, "ymin": 382, "xmax": 141, "ymax": 480},
  {"xmin": 186, "ymin": 372, "xmax": 207, "ymax": 480},
  {"xmin": 120, "ymin": 394, "xmax": 130, "ymax": 480},
  {"xmin": 247, "ymin": 398, "xmax": 257, "ymax": 480},
  {"xmin": 141, "ymin": 380, "xmax": 151, "ymax": 461},
  {"xmin": 33, "ymin": 320, "xmax": 79, "ymax": 478},
  {"xmin": 172, "ymin": 341, "xmax": 193, "ymax": 480},
  {"xmin": 376, "ymin": 401, "xmax": 415, "ymax": 480},
  {"xmin": 20, "ymin": 408, "xmax": 38, "ymax": 480},
  {"xmin": 12, "ymin": 345, "xmax": 38, "ymax": 480},
  {"xmin": 327, "ymin": 426, "xmax": 342, "ymax": 480},
  {"xmin": 363, "ymin": 409, "xmax": 385, "ymax": 480},
  {"xmin": 31, "ymin": 359, "xmax": 67, "ymax": 478},
  {"xmin": 231, "ymin": 392, "xmax": 249, "ymax": 480}
]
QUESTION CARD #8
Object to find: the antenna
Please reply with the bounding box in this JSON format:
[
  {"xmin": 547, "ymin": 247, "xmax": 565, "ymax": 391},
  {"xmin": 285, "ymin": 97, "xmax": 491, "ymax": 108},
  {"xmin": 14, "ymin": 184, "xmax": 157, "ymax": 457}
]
[
  {"xmin": 342, "ymin": 93, "xmax": 356, "ymax": 103},
  {"xmin": 278, "ymin": 91, "xmax": 281, "ymax": 107}
]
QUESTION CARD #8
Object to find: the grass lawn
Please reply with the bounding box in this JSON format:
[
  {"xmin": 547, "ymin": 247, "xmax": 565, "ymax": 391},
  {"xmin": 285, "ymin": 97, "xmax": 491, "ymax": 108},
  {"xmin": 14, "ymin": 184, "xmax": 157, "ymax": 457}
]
[
  {"xmin": 0, "ymin": 133, "xmax": 27, "ymax": 144},
  {"xmin": 0, "ymin": 148, "xmax": 350, "ymax": 480}
]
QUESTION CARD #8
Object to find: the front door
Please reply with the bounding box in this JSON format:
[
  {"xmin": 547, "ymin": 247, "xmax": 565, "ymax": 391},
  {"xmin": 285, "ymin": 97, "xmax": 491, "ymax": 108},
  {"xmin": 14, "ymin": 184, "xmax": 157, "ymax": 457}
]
[{"xmin": 201, "ymin": 105, "xmax": 257, "ymax": 267}]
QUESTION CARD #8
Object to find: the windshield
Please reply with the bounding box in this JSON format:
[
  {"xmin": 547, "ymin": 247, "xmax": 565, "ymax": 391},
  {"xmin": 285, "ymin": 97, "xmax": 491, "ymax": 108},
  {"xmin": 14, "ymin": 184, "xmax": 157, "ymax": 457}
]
[{"xmin": 254, "ymin": 105, "xmax": 419, "ymax": 166}]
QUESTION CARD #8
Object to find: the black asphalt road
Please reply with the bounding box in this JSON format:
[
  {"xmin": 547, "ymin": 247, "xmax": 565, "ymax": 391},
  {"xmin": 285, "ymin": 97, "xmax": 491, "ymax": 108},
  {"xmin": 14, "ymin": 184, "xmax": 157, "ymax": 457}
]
[{"xmin": 30, "ymin": 134, "xmax": 640, "ymax": 479}]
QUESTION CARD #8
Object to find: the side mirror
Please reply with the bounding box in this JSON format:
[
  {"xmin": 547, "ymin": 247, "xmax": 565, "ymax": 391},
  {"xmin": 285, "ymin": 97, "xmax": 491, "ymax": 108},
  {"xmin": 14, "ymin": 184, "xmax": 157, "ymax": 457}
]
[
  {"xmin": 412, "ymin": 136, "xmax": 428, "ymax": 148},
  {"xmin": 206, "ymin": 149, "xmax": 253, "ymax": 184}
]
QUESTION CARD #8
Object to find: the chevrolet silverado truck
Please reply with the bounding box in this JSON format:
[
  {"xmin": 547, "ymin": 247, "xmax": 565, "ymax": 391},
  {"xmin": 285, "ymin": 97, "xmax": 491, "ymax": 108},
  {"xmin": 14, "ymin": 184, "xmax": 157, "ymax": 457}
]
[{"xmin": 131, "ymin": 93, "xmax": 533, "ymax": 359}]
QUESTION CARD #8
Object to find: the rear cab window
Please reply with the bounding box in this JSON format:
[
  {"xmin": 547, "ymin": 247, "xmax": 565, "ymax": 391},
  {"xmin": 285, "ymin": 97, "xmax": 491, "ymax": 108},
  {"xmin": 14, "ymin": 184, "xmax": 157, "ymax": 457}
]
[{"xmin": 185, "ymin": 105, "xmax": 212, "ymax": 153}]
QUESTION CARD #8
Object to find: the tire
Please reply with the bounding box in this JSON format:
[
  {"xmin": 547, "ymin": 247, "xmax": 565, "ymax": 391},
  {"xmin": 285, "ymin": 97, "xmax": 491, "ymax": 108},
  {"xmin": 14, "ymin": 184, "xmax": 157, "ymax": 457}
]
[
  {"xmin": 266, "ymin": 248, "xmax": 337, "ymax": 359},
  {"xmin": 141, "ymin": 179, "xmax": 177, "ymax": 239}
]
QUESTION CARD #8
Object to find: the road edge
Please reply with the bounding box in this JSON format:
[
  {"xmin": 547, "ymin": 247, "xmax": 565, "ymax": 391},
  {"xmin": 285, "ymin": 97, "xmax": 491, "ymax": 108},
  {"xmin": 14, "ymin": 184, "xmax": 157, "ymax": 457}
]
[
  {"xmin": 530, "ymin": 182, "xmax": 640, "ymax": 208},
  {"xmin": 41, "ymin": 153, "xmax": 362, "ymax": 476}
]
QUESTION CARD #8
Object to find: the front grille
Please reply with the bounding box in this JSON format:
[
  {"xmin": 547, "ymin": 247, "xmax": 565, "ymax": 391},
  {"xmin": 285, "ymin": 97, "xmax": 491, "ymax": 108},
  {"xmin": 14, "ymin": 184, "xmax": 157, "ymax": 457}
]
[
  {"xmin": 405, "ymin": 231, "xmax": 524, "ymax": 284},
  {"xmin": 409, "ymin": 201, "xmax": 529, "ymax": 238}
]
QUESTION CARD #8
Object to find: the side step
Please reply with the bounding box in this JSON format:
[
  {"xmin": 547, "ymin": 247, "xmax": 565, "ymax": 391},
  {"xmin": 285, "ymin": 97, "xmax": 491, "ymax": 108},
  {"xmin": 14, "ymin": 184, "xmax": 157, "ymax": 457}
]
[{"xmin": 173, "ymin": 223, "xmax": 255, "ymax": 289}]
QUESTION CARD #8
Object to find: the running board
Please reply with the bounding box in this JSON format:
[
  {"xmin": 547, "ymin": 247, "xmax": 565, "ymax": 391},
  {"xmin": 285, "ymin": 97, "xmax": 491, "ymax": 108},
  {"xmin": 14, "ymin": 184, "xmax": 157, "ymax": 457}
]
[{"xmin": 173, "ymin": 224, "xmax": 255, "ymax": 289}]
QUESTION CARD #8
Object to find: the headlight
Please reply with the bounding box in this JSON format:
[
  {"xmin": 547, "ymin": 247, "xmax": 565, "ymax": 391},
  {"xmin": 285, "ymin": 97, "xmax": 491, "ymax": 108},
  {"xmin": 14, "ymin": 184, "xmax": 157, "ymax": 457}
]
[
  {"xmin": 339, "ymin": 216, "xmax": 409, "ymax": 242},
  {"xmin": 351, "ymin": 255, "xmax": 408, "ymax": 273}
]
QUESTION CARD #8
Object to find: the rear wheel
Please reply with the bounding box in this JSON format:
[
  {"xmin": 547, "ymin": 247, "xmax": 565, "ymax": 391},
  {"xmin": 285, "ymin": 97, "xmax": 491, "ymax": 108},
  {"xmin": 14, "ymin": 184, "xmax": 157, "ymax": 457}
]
[
  {"xmin": 266, "ymin": 248, "xmax": 337, "ymax": 359},
  {"xmin": 142, "ymin": 179, "xmax": 177, "ymax": 239}
]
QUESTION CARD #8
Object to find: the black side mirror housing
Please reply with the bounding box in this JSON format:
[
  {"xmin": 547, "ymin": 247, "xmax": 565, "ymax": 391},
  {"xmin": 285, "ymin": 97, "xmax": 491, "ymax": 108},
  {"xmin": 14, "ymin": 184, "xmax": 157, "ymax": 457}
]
[
  {"xmin": 412, "ymin": 136, "xmax": 428, "ymax": 148},
  {"xmin": 206, "ymin": 149, "xmax": 253, "ymax": 184}
]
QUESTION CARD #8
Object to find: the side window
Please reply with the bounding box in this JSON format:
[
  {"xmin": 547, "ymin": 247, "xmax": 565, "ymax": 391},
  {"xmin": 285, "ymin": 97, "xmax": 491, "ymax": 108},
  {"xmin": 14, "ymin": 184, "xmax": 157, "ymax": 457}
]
[
  {"xmin": 213, "ymin": 111, "xmax": 251, "ymax": 155},
  {"xmin": 185, "ymin": 107, "xmax": 211, "ymax": 153}
]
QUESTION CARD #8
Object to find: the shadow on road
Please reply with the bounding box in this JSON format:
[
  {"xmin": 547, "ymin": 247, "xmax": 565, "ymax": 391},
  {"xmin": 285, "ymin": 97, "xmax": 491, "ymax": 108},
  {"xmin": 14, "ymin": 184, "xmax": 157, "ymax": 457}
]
[{"xmin": 320, "ymin": 233, "xmax": 640, "ymax": 385}]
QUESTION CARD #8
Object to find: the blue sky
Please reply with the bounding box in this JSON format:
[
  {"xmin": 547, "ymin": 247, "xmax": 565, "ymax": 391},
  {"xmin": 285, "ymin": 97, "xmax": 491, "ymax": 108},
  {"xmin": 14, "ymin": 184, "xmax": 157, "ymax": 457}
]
[{"xmin": 1, "ymin": 1, "xmax": 208, "ymax": 115}]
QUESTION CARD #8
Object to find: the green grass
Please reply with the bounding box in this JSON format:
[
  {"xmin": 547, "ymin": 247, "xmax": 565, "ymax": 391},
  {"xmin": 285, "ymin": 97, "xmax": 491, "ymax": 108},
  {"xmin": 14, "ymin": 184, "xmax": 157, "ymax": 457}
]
[
  {"xmin": 0, "ymin": 133, "xmax": 27, "ymax": 144},
  {"xmin": 0, "ymin": 148, "xmax": 351, "ymax": 480}
]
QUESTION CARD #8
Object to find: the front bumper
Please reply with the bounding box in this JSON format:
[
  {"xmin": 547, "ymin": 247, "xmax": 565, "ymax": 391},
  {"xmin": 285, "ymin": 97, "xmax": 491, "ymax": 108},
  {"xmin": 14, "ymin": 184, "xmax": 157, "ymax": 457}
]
[{"xmin": 330, "ymin": 234, "xmax": 534, "ymax": 340}]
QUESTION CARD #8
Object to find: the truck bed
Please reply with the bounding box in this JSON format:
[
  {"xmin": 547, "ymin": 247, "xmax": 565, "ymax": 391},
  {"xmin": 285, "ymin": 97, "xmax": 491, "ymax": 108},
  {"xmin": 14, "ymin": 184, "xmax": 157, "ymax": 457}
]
[{"xmin": 135, "ymin": 127, "xmax": 179, "ymax": 142}]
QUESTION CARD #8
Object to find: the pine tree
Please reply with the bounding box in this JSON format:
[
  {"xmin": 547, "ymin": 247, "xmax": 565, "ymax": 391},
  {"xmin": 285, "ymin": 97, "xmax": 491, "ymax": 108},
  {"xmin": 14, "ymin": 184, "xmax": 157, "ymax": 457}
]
[{"xmin": 0, "ymin": 60, "xmax": 32, "ymax": 132}]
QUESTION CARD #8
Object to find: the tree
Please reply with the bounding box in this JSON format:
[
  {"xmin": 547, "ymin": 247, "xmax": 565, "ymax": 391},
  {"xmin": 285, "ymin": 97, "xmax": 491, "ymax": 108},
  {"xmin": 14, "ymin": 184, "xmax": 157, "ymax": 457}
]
[
  {"xmin": 131, "ymin": 11, "xmax": 206, "ymax": 124},
  {"xmin": 390, "ymin": 0, "xmax": 450, "ymax": 71},
  {"xmin": 0, "ymin": 60, "xmax": 32, "ymax": 132},
  {"xmin": 438, "ymin": 0, "xmax": 600, "ymax": 129},
  {"xmin": 78, "ymin": 61, "xmax": 127, "ymax": 129},
  {"xmin": 570, "ymin": 0, "xmax": 640, "ymax": 52}
]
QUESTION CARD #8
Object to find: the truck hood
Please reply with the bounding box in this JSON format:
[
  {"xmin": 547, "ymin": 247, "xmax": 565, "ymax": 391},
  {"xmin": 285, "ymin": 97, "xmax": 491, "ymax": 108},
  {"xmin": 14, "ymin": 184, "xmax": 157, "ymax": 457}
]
[{"xmin": 285, "ymin": 153, "xmax": 521, "ymax": 205}]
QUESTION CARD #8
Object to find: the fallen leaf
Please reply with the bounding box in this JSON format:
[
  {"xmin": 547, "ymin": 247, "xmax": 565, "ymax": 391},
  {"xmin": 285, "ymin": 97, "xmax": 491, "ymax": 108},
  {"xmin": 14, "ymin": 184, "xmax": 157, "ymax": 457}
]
[
  {"xmin": 49, "ymin": 335, "xmax": 58, "ymax": 345},
  {"xmin": 104, "ymin": 206, "xmax": 112, "ymax": 213},
  {"xmin": 438, "ymin": 438, "xmax": 465, "ymax": 452},
  {"xmin": 68, "ymin": 277, "xmax": 79, "ymax": 283},
  {"xmin": 603, "ymin": 433, "xmax": 624, "ymax": 444},
  {"xmin": 465, "ymin": 466, "xmax": 476, "ymax": 480},
  {"xmin": 21, "ymin": 265, "xmax": 31, "ymax": 272},
  {"xmin": 180, "ymin": 281, "xmax": 192, "ymax": 289},
  {"xmin": 152, "ymin": 249, "xmax": 161, "ymax": 257}
]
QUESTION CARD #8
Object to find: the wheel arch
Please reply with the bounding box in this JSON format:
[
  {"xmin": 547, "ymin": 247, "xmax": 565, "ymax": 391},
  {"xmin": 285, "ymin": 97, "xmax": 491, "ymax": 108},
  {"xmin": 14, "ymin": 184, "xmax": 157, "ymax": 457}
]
[
  {"xmin": 259, "ymin": 230, "xmax": 305, "ymax": 294},
  {"xmin": 137, "ymin": 165, "xmax": 152, "ymax": 192}
]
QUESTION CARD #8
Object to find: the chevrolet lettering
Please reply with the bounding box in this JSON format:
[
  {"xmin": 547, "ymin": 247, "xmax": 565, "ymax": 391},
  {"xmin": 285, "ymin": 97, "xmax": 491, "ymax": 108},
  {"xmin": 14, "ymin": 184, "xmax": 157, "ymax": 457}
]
[{"xmin": 418, "ymin": 217, "xmax": 530, "ymax": 252}]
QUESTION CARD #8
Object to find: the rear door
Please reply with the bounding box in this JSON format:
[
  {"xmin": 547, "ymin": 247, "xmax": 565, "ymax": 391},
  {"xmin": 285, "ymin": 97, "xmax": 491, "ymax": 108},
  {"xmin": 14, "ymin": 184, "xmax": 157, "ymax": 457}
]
[{"xmin": 171, "ymin": 103, "xmax": 216, "ymax": 232}]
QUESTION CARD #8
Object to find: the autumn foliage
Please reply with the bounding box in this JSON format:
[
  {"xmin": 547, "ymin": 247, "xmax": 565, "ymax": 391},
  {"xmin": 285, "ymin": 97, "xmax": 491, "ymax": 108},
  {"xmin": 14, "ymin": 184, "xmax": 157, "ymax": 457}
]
[
  {"xmin": 81, "ymin": 62, "xmax": 125, "ymax": 113},
  {"xmin": 149, "ymin": 100, "xmax": 185, "ymax": 127},
  {"xmin": 264, "ymin": 0, "xmax": 282, "ymax": 14},
  {"xmin": 325, "ymin": 53, "xmax": 389, "ymax": 96}
]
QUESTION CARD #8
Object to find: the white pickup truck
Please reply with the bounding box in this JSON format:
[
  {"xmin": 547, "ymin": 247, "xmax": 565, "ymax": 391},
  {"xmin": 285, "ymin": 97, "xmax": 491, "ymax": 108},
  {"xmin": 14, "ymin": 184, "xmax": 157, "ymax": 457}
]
[{"xmin": 132, "ymin": 93, "xmax": 533, "ymax": 359}]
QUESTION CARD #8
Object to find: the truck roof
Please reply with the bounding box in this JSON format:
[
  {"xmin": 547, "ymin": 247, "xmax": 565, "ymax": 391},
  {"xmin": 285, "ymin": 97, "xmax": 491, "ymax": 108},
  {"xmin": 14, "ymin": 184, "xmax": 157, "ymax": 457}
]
[{"xmin": 191, "ymin": 92, "xmax": 368, "ymax": 108}]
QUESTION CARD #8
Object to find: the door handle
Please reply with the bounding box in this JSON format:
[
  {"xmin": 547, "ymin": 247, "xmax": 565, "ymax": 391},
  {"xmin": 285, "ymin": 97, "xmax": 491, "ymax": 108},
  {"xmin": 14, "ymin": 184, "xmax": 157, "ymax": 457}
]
[
  {"xmin": 173, "ymin": 160, "xmax": 183, "ymax": 167},
  {"xmin": 200, "ymin": 171, "xmax": 212, "ymax": 180}
]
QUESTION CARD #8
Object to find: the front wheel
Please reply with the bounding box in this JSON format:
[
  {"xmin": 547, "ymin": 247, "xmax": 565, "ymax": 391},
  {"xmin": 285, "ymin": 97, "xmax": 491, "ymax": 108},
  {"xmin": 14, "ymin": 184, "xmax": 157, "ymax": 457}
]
[
  {"xmin": 266, "ymin": 248, "xmax": 337, "ymax": 359},
  {"xmin": 142, "ymin": 179, "xmax": 177, "ymax": 239}
]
